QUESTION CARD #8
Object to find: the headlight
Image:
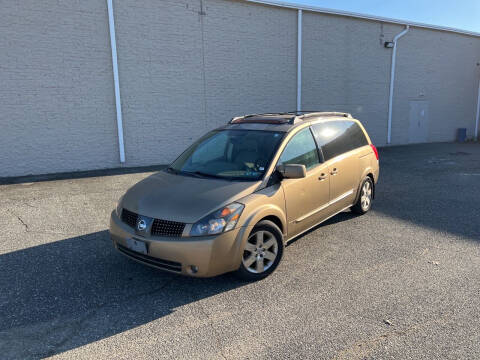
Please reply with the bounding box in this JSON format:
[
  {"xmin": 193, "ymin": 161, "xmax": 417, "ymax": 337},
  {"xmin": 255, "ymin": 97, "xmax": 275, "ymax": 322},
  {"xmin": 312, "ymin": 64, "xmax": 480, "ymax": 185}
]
[
  {"xmin": 190, "ymin": 203, "xmax": 244, "ymax": 236},
  {"xmin": 116, "ymin": 195, "xmax": 124, "ymax": 216}
]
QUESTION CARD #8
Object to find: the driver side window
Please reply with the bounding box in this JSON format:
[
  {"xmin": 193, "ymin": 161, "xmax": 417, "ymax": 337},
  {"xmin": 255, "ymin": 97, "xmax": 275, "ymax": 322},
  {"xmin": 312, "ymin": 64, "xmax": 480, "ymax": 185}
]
[{"xmin": 279, "ymin": 128, "xmax": 319, "ymax": 170}]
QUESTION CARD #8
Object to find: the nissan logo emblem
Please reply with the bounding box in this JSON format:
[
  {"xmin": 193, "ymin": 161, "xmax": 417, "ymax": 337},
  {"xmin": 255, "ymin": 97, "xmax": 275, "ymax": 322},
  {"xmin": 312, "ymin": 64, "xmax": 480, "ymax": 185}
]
[{"xmin": 137, "ymin": 219, "xmax": 147, "ymax": 231}]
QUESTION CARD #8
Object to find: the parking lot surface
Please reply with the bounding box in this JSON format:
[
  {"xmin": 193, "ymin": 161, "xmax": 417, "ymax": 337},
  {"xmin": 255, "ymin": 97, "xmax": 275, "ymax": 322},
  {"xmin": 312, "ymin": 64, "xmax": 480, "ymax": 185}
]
[{"xmin": 1, "ymin": 143, "xmax": 479, "ymax": 359}]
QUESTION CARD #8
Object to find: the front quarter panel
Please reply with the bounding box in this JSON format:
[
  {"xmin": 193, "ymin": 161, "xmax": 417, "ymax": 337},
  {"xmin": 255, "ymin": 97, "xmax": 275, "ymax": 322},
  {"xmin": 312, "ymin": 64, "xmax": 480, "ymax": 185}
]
[
  {"xmin": 237, "ymin": 183, "xmax": 286, "ymax": 235},
  {"xmin": 228, "ymin": 183, "xmax": 287, "ymax": 269}
]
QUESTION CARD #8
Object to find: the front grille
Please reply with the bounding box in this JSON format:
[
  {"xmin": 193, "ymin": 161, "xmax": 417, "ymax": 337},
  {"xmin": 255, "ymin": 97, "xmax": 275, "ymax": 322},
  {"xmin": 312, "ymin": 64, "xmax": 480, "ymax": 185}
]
[
  {"xmin": 151, "ymin": 219, "xmax": 185, "ymax": 237},
  {"xmin": 117, "ymin": 244, "xmax": 182, "ymax": 272},
  {"xmin": 121, "ymin": 208, "xmax": 138, "ymax": 228},
  {"xmin": 120, "ymin": 208, "xmax": 185, "ymax": 237}
]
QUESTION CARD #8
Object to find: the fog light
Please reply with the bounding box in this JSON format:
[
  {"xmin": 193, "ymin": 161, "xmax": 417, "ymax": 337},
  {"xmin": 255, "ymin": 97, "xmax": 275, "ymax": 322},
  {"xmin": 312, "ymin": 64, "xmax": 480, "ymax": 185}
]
[{"xmin": 189, "ymin": 265, "xmax": 198, "ymax": 274}]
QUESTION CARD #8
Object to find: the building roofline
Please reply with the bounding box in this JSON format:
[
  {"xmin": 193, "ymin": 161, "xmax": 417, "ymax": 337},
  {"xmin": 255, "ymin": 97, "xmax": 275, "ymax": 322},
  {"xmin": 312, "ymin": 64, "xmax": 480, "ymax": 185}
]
[{"xmin": 246, "ymin": 0, "xmax": 480, "ymax": 38}]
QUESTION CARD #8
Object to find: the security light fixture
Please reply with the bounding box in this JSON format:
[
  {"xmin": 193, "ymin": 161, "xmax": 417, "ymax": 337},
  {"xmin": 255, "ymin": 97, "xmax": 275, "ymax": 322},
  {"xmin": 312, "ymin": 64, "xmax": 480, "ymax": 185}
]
[{"xmin": 384, "ymin": 41, "xmax": 394, "ymax": 48}]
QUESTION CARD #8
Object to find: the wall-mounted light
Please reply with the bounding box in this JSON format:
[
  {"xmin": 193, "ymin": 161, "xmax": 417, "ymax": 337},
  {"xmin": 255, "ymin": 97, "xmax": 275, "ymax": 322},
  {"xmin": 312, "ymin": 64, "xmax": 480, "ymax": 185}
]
[{"xmin": 384, "ymin": 41, "xmax": 394, "ymax": 48}]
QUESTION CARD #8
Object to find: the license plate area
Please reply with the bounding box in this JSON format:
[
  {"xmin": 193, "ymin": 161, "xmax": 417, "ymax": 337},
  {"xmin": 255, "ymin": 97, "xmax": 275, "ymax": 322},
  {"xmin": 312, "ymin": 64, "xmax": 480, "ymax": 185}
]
[{"xmin": 126, "ymin": 238, "xmax": 148, "ymax": 255}]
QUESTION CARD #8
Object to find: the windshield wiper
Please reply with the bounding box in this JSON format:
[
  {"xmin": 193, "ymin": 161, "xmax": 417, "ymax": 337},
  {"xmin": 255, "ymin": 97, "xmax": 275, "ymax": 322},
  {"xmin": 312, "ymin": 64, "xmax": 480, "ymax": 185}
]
[
  {"xmin": 166, "ymin": 166, "xmax": 180, "ymax": 174},
  {"xmin": 166, "ymin": 167, "xmax": 215, "ymax": 179},
  {"xmin": 191, "ymin": 172, "xmax": 258, "ymax": 181},
  {"xmin": 189, "ymin": 171, "xmax": 226, "ymax": 179},
  {"xmin": 167, "ymin": 168, "xmax": 250, "ymax": 181}
]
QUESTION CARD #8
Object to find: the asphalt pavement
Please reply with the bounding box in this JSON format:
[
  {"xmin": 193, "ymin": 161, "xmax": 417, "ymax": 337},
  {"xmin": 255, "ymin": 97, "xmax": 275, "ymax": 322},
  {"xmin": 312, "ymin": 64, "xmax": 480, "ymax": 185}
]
[{"xmin": 0, "ymin": 142, "xmax": 479, "ymax": 359}]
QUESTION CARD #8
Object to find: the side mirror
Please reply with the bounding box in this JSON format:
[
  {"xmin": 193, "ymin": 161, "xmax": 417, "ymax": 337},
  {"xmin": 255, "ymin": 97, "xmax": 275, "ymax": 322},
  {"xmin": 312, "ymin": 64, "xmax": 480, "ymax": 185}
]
[{"xmin": 276, "ymin": 164, "xmax": 307, "ymax": 179}]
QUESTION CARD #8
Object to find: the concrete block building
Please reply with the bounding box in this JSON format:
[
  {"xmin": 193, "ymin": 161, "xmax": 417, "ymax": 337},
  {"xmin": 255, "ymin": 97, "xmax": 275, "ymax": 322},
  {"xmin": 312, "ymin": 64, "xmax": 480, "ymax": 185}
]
[{"xmin": 1, "ymin": 0, "xmax": 479, "ymax": 177}]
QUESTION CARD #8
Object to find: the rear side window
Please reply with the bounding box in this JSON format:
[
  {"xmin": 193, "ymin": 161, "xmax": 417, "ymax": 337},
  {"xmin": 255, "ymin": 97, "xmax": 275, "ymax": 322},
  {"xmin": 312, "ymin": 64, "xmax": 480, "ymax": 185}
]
[
  {"xmin": 311, "ymin": 120, "xmax": 368, "ymax": 161},
  {"xmin": 279, "ymin": 128, "xmax": 319, "ymax": 170}
]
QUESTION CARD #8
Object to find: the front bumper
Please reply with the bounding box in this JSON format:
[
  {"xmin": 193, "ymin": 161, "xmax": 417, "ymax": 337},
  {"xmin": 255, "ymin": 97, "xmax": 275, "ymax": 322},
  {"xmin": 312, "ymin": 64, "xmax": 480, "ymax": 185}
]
[{"xmin": 109, "ymin": 211, "xmax": 251, "ymax": 277}]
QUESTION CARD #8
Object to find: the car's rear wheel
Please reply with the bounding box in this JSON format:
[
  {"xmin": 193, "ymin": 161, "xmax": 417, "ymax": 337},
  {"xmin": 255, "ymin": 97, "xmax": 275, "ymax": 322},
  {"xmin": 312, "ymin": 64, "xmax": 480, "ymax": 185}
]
[
  {"xmin": 235, "ymin": 220, "xmax": 284, "ymax": 281},
  {"xmin": 351, "ymin": 177, "xmax": 373, "ymax": 214}
]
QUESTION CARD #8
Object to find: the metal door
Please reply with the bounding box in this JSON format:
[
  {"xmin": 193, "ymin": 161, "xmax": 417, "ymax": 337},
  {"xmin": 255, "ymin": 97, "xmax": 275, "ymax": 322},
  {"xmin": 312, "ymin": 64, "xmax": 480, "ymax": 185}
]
[{"xmin": 408, "ymin": 100, "xmax": 429, "ymax": 143}]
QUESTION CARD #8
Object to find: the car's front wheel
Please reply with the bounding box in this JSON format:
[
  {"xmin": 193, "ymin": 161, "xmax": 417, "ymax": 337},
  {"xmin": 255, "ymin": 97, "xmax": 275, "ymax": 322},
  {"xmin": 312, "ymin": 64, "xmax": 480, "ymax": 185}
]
[{"xmin": 235, "ymin": 220, "xmax": 284, "ymax": 281}]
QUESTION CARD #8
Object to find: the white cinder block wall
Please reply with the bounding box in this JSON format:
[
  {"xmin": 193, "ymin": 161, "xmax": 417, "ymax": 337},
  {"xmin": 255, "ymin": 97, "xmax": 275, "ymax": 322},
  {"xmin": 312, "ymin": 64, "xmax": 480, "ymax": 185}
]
[
  {"xmin": 0, "ymin": 0, "xmax": 119, "ymax": 177},
  {"xmin": 394, "ymin": 28, "xmax": 480, "ymax": 144},
  {"xmin": 1, "ymin": 0, "xmax": 479, "ymax": 177},
  {"xmin": 302, "ymin": 14, "xmax": 395, "ymax": 145},
  {"xmin": 301, "ymin": 14, "xmax": 480, "ymax": 146},
  {"xmin": 114, "ymin": 0, "xmax": 297, "ymax": 167}
]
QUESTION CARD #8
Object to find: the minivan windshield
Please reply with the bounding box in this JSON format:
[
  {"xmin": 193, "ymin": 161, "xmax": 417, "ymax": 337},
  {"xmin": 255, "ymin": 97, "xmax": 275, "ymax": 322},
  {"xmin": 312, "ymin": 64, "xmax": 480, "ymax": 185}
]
[{"xmin": 168, "ymin": 130, "xmax": 284, "ymax": 180}]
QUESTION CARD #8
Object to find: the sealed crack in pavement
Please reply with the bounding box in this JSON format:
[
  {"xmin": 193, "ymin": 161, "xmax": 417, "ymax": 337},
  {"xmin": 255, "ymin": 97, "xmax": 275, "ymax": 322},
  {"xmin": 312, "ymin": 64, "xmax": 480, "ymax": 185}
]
[
  {"xmin": 5, "ymin": 208, "xmax": 82, "ymax": 237},
  {"xmin": 8, "ymin": 209, "xmax": 29, "ymax": 231}
]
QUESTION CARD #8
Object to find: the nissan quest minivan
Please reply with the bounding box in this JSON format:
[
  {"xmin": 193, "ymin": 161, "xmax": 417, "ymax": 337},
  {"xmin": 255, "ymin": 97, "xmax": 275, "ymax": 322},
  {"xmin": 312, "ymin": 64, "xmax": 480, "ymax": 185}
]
[{"xmin": 110, "ymin": 112, "xmax": 379, "ymax": 280}]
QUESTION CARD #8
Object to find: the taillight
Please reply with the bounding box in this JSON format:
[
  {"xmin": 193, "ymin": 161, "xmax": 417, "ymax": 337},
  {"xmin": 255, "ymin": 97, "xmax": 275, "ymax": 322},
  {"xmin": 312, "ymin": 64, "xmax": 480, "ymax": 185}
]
[{"xmin": 370, "ymin": 144, "xmax": 379, "ymax": 160}]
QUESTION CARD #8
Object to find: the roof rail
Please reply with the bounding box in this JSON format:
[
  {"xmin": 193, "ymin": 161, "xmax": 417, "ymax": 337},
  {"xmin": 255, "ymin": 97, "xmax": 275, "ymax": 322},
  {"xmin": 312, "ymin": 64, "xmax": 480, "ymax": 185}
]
[
  {"xmin": 229, "ymin": 113, "xmax": 296, "ymax": 124},
  {"xmin": 297, "ymin": 111, "xmax": 352, "ymax": 118},
  {"xmin": 229, "ymin": 111, "xmax": 352, "ymax": 125},
  {"xmin": 229, "ymin": 113, "xmax": 270, "ymax": 123}
]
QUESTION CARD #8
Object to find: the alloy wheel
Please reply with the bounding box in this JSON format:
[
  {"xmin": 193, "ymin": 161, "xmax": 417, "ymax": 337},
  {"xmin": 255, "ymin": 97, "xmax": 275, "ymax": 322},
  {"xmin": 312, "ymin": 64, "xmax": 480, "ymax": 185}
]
[
  {"xmin": 242, "ymin": 230, "xmax": 278, "ymax": 274},
  {"xmin": 361, "ymin": 180, "xmax": 372, "ymax": 211}
]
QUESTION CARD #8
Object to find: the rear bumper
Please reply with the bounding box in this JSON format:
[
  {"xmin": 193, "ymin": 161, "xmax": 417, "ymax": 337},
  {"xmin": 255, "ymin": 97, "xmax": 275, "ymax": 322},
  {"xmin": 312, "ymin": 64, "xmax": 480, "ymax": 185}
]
[{"xmin": 109, "ymin": 211, "xmax": 251, "ymax": 277}]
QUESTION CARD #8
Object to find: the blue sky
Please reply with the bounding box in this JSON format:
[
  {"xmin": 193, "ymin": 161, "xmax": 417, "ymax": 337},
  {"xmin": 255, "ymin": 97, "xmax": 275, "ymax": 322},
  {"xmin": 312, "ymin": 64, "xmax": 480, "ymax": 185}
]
[{"xmin": 288, "ymin": 0, "xmax": 480, "ymax": 33}]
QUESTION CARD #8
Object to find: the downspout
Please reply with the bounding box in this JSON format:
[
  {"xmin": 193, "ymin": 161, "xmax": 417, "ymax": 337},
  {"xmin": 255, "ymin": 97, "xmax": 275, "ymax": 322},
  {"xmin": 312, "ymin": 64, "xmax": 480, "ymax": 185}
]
[
  {"xmin": 387, "ymin": 25, "xmax": 409, "ymax": 144},
  {"xmin": 107, "ymin": 0, "xmax": 126, "ymax": 163},
  {"xmin": 475, "ymin": 77, "xmax": 480, "ymax": 141},
  {"xmin": 297, "ymin": 9, "xmax": 302, "ymax": 112}
]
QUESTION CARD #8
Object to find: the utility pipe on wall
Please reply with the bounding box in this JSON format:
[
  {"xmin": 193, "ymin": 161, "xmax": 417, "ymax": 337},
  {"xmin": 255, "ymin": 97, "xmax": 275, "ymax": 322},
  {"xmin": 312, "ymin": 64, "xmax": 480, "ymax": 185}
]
[
  {"xmin": 297, "ymin": 9, "xmax": 302, "ymax": 112},
  {"xmin": 387, "ymin": 25, "xmax": 409, "ymax": 144},
  {"xmin": 107, "ymin": 0, "xmax": 126, "ymax": 163},
  {"xmin": 475, "ymin": 77, "xmax": 480, "ymax": 141}
]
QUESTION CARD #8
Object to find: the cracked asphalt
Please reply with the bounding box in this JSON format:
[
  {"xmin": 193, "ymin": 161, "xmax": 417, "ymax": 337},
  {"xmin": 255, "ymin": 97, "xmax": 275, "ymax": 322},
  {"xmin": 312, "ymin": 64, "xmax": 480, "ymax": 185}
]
[{"xmin": 1, "ymin": 143, "xmax": 479, "ymax": 359}]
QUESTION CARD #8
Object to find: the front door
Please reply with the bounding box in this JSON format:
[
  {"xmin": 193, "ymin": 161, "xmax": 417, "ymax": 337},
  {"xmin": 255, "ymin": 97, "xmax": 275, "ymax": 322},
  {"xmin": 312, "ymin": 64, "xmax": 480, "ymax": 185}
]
[{"xmin": 278, "ymin": 127, "xmax": 330, "ymax": 238}]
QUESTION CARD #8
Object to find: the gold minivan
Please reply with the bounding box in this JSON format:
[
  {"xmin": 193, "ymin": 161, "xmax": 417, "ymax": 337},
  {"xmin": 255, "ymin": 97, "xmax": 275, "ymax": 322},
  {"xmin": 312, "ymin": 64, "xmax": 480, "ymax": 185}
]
[{"xmin": 110, "ymin": 112, "xmax": 379, "ymax": 280}]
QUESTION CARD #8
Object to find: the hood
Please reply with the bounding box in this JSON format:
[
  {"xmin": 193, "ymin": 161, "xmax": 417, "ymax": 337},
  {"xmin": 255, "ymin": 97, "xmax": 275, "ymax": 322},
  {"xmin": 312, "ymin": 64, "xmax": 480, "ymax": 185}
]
[{"xmin": 121, "ymin": 171, "xmax": 261, "ymax": 223}]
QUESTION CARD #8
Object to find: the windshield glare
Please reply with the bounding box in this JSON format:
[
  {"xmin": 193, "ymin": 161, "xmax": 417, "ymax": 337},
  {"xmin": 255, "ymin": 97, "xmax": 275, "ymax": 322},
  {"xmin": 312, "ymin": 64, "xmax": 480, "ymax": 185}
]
[{"xmin": 169, "ymin": 130, "xmax": 284, "ymax": 180}]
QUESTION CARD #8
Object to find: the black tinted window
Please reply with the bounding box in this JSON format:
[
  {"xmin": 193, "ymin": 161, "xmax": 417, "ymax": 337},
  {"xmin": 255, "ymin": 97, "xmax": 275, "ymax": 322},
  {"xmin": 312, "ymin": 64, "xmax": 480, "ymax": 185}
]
[
  {"xmin": 312, "ymin": 120, "xmax": 368, "ymax": 161},
  {"xmin": 279, "ymin": 128, "xmax": 319, "ymax": 170}
]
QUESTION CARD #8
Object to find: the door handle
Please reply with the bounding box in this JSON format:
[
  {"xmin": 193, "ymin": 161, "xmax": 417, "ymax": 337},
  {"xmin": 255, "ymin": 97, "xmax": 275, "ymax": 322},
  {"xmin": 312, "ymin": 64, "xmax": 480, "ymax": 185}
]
[
  {"xmin": 318, "ymin": 173, "xmax": 327, "ymax": 181},
  {"xmin": 330, "ymin": 168, "xmax": 338, "ymax": 175}
]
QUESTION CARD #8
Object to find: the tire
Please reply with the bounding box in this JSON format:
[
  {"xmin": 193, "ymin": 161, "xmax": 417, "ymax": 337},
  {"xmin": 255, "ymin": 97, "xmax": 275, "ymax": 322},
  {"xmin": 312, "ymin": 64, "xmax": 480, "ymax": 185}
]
[
  {"xmin": 235, "ymin": 220, "xmax": 284, "ymax": 281},
  {"xmin": 351, "ymin": 177, "xmax": 374, "ymax": 215}
]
